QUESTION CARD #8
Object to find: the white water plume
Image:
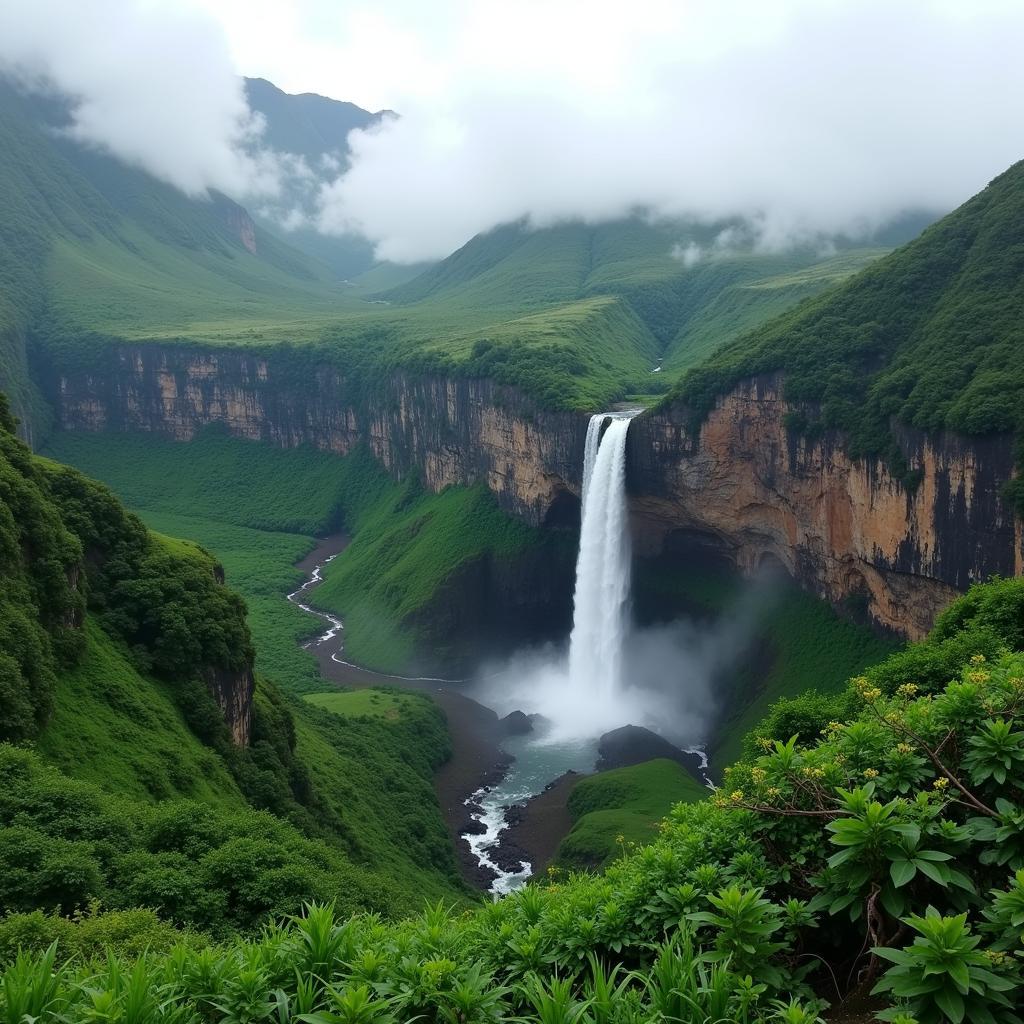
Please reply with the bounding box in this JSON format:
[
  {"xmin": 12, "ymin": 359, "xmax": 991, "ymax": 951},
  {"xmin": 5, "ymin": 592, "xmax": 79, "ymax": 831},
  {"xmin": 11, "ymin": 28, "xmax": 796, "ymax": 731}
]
[
  {"xmin": 476, "ymin": 574, "xmax": 775, "ymax": 746},
  {"xmin": 474, "ymin": 410, "xmax": 782, "ymax": 744},
  {"xmin": 566, "ymin": 413, "xmax": 634, "ymax": 708}
]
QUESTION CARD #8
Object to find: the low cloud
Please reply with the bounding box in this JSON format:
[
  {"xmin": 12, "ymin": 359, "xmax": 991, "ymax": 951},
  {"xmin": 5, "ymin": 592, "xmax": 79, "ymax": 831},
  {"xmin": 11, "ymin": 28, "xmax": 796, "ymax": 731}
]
[
  {"xmin": 314, "ymin": 1, "xmax": 1024, "ymax": 262},
  {"xmin": 0, "ymin": 0, "xmax": 278, "ymax": 198},
  {"xmin": 2, "ymin": 0, "xmax": 1023, "ymax": 264}
]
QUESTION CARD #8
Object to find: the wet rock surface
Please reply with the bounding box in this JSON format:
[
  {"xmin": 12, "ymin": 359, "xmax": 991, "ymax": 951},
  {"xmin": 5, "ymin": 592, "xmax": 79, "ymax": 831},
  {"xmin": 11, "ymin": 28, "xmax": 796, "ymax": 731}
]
[
  {"xmin": 596, "ymin": 725, "xmax": 704, "ymax": 779},
  {"xmin": 499, "ymin": 710, "xmax": 534, "ymax": 736}
]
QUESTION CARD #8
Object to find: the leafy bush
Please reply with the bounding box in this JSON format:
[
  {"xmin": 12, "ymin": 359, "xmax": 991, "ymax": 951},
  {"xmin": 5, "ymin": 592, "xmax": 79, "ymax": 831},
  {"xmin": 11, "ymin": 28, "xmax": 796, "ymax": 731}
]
[
  {"xmin": 0, "ymin": 746, "xmax": 406, "ymax": 935},
  {"xmin": 2, "ymin": 578, "xmax": 1024, "ymax": 1020}
]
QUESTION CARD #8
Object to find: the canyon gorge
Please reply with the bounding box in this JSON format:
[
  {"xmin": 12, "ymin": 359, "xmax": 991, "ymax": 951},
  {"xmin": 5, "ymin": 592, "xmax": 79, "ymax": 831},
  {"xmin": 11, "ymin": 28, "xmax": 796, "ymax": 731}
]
[{"xmin": 39, "ymin": 340, "xmax": 1023, "ymax": 642}]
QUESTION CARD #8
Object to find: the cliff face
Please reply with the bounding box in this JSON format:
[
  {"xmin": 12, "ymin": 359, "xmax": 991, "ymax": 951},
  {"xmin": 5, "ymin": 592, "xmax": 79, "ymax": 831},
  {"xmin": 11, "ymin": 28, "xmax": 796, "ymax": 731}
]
[
  {"xmin": 50, "ymin": 345, "xmax": 588, "ymax": 524},
  {"xmin": 210, "ymin": 191, "xmax": 258, "ymax": 255},
  {"xmin": 45, "ymin": 348, "xmax": 1022, "ymax": 640},
  {"xmin": 629, "ymin": 376, "xmax": 1023, "ymax": 639},
  {"xmin": 203, "ymin": 664, "xmax": 255, "ymax": 746}
]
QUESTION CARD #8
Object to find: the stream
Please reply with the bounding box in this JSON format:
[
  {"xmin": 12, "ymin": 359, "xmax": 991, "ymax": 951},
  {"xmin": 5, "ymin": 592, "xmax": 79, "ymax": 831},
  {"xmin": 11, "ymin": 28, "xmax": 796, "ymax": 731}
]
[{"xmin": 286, "ymin": 538, "xmax": 594, "ymax": 893}]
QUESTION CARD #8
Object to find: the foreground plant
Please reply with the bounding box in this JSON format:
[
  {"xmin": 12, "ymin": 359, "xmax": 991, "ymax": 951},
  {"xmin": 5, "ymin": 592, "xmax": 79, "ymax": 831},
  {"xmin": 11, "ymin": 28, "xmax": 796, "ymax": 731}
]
[{"xmin": 872, "ymin": 908, "xmax": 1022, "ymax": 1024}]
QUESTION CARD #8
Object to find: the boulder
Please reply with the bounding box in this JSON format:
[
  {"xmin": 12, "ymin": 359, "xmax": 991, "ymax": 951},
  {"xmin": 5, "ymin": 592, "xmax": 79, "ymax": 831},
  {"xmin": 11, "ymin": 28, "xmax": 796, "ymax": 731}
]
[
  {"xmin": 499, "ymin": 710, "xmax": 535, "ymax": 736},
  {"xmin": 596, "ymin": 725, "xmax": 704, "ymax": 780}
]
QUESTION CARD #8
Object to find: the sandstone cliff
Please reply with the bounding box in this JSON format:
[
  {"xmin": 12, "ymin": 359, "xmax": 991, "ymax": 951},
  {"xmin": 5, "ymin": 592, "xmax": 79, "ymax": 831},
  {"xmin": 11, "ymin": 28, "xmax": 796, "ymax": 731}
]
[
  {"xmin": 49, "ymin": 344, "xmax": 588, "ymax": 524},
  {"xmin": 43, "ymin": 347, "xmax": 1022, "ymax": 640},
  {"xmin": 629, "ymin": 376, "xmax": 1023, "ymax": 639}
]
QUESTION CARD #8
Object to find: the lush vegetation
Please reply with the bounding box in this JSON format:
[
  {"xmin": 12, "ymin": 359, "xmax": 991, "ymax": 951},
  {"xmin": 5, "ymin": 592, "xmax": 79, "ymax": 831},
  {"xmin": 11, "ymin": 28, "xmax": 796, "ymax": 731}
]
[
  {"xmin": 310, "ymin": 453, "xmax": 553, "ymax": 671},
  {"xmin": 0, "ymin": 396, "xmax": 82, "ymax": 740},
  {"xmin": 0, "ymin": 744, "xmax": 422, "ymax": 935},
  {"xmin": 4, "ymin": 407, "xmax": 466, "ymax": 923},
  {"xmin": 45, "ymin": 428, "xmax": 351, "ymax": 691},
  {"xmin": 556, "ymin": 759, "xmax": 707, "ymax": 872},
  {"xmin": 45, "ymin": 428, "xmax": 561, "ymax": 675},
  {"xmin": 3, "ymin": 577, "xmax": 1024, "ymax": 1021},
  {"xmin": 672, "ymin": 161, "xmax": 1024, "ymax": 505}
]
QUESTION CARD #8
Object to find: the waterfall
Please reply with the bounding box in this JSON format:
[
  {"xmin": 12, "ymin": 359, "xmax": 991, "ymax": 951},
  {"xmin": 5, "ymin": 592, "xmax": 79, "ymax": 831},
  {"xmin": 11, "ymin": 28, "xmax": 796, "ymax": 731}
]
[{"xmin": 566, "ymin": 413, "xmax": 635, "ymax": 704}]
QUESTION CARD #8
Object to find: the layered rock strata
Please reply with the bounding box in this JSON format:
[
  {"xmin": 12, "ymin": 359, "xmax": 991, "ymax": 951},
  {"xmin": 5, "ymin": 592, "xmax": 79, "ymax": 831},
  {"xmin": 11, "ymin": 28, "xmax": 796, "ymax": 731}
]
[{"xmin": 46, "ymin": 350, "xmax": 1022, "ymax": 639}]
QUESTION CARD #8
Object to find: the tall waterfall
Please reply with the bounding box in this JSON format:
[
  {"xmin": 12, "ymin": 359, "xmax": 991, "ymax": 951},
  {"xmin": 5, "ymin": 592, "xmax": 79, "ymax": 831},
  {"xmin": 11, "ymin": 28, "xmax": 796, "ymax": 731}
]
[{"xmin": 566, "ymin": 413, "xmax": 635, "ymax": 703}]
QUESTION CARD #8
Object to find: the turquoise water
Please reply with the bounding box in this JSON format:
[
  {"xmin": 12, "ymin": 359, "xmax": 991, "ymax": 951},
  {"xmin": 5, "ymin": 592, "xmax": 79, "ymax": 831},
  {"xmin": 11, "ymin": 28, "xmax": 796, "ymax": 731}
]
[{"xmin": 465, "ymin": 732, "xmax": 598, "ymax": 895}]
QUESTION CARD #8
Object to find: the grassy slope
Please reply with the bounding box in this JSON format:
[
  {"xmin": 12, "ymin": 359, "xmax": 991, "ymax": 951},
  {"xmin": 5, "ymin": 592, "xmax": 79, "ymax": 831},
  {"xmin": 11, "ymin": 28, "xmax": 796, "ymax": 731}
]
[
  {"xmin": 36, "ymin": 434, "xmax": 324, "ymax": 683},
  {"xmin": 43, "ymin": 429, "xmax": 348, "ymax": 688},
  {"xmin": 556, "ymin": 759, "xmax": 707, "ymax": 871},
  {"xmin": 0, "ymin": 79, "xmax": 347, "ymax": 347},
  {"xmin": 304, "ymin": 689, "xmax": 418, "ymax": 720},
  {"xmin": 660, "ymin": 248, "xmax": 889, "ymax": 373},
  {"xmin": 35, "ymin": 620, "xmax": 245, "ymax": 809},
  {"xmin": 40, "ymin": 430, "xmax": 483, "ymax": 906},
  {"xmin": 371, "ymin": 220, "xmax": 893, "ymax": 407},
  {"xmin": 310, "ymin": 454, "xmax": 544, "ymax": 671},
  {"xmin": 44, "ymin": 430, "xmax": 551, "ymax": 674},
  {"xmin": 634, "ymin": 564, "xmax": 897, "ymax": 771},
  {"xmin": 672, "ymin": 161, "xmax": 1024, "ymax": 500}
]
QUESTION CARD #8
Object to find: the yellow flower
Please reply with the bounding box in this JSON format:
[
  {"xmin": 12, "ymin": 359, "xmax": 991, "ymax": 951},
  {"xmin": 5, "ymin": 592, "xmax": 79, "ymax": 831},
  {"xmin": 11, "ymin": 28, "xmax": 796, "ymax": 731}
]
[
  {"xmin": 896, "ymin": 743, "xmax": 914, "ymax": 754},
  {"xmin": 967, "ymin": 670, "xmax": 990, "ymax": 685},
  {"xmin": 970, "ymin": 653, "xmax": 987, "ymax": 666},
  {"xmin": 615, "ymin": 834, "xmax": 625, "ymax": 844},
  {"xmin": 896, "ymin": 683, "xmax": 919, "ymax": 698},
  {"xmin": 863, "ymin": 768, "xmax": 879, "ymax": 779},
  {"xmin": 933, "ymin": 777, "xmax": 949, "ymax": 790},
  {"xmin": 751, "ymin": 767, "xmax": 766, "ymax": 783},
  {"xmin": 730, "ymin": 789, "xmax": 744, "ymax": 803}
]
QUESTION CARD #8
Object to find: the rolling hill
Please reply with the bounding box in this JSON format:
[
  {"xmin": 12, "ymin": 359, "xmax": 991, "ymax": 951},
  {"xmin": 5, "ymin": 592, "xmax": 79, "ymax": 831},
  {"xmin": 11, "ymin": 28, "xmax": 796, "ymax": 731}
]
[
  {"xmin": 674, "ymin": 159, "xmax": 1024, "ymax": 504},
  {"xmin": 0, "ymin": 71, "xmax": 937, "ymax": 435}
]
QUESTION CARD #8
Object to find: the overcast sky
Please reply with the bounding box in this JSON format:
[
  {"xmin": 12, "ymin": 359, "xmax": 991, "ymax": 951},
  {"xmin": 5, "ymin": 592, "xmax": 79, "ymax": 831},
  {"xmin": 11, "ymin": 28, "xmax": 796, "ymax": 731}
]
[{"xmin": 2, "ymin": 0, "xmax": 1023, "ymax": 261}]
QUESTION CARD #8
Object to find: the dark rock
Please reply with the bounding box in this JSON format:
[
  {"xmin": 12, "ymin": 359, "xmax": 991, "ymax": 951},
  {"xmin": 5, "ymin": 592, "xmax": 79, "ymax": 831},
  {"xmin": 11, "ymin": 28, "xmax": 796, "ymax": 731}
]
[
  {"xmin": 503, "ymin": 803, "xmax": 527, "ymax": 827},
  {"xmin": 456, "ymin": 801, "xmax": 489, "ymax": 836},
  {"xmin": 483, "ymin": 836, "xmax": 532, "ymax": 874},
  {"xmin": 596, "ymin": 725, "xmax": 704, "ymax": 781},
  {"xmin": 499, "ymin": 710, "xmax": 534, "ymax": 736},
  {"xmin": 459, "ymin": 849, "xmax": 499, "ymax": 888}
]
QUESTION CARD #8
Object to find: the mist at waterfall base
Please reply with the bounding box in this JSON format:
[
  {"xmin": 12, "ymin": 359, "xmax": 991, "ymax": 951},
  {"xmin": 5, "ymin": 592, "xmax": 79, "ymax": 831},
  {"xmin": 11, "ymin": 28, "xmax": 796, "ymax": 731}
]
[
  {"xmin": 472, "ymin": 411, "xmax": 775, "ymax": 749},
  {"xmin": 474, "ymin": 580, "xmax": 773, "ymax": 747}
]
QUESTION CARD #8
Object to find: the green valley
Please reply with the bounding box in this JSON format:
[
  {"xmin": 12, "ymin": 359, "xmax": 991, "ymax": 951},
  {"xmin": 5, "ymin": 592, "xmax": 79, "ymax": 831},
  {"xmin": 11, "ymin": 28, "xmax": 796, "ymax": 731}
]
[
  {"xmin": 0, "ymin": 403, "xmax": 465, "ymax": 930},
  {"xmin": 0, "ymin": 14, "xmax": 1023, "ymax": 1023}
]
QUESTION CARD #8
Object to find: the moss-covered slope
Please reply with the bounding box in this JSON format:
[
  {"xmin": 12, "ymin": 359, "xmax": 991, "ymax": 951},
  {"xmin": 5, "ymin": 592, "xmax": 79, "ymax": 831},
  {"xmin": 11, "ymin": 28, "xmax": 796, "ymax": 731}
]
[
  {"xmin": 674, "ymin": 160, "xmax": 1024, "ymax": 496},
  {"xmin": 1, "ymin": 397, "xmax": 466, "ymax": 924}
]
